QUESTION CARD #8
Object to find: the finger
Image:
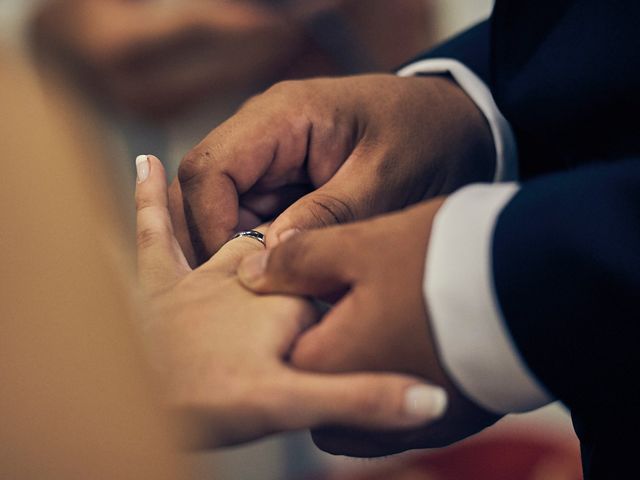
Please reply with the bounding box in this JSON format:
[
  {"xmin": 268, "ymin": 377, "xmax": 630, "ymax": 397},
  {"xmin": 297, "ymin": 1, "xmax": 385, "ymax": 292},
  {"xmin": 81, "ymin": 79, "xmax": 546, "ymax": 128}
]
[
  {"xmin": 288, "ymin": 293, "xmax": 364, "ymax": 371},
  {"xmin": 237, "ymin": 226, "xmax": 356, "ymax": 297},
  {"xmin": 176, "ymin": 75, "xmax": 359, "ymax": 260},
  {"xmin": 178, "ymin": 139, "xmax": 258, "ymax": 262},
  {"xmin": 266, "ymin": 150, "xmax": 385, "ymax": 248},
  {"xmin": 178, "ymin": 108, "xmax": 310, "ymax": 260},
  {"xmin": 136, "ymin": 155, "xmax": 191, "ymax": 293},
  {"xmin": 240, "ymin": 184, "xmax": 311, "ymax": 221},
  {"xmin": 168, "ymin": 178, "xmax": 198, "ymax": 267},
  {"xmin": 265, "ymin": 187, "xmax": 356, "ymax": 248},
  {"xmin": 271, "ymin": 371, "xmax": 448, "ymax": 433},
  {"xmin": 237, "ymin": 206, "xmax": 262, "ymax": 233},
  {"xmin": 199, "ymin": 225, "xmax": 269, "ymax": 276}
]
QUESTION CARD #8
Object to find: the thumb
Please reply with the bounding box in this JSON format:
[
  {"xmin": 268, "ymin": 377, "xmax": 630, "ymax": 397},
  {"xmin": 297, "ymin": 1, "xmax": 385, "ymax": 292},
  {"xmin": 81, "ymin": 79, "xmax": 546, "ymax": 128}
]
[
  {"xmin": 238, "ymin": 226, "xmax": 354, "ymax": 298},
  {"xmin": 273, "ymin": 371, "xmax": 448, "ymax": 432},
  {"xmin": 135, "ymin": 155, "xmax": 191, "ymax": 294},
  {"xmin": 266, "ymin": 147, "xmax": 391, "ymax": 247}
]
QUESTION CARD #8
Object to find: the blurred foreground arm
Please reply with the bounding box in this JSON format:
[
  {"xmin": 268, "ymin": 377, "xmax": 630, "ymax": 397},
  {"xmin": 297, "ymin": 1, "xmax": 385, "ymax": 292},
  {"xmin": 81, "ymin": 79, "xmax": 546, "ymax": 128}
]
[{"xmin": 0, "ymin": 53, "xmax": 184, "ymax": 480}]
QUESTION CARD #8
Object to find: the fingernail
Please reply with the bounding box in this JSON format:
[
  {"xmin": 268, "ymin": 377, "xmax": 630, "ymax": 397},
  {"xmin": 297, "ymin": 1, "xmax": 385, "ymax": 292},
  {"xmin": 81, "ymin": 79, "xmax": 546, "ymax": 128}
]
[
  {"xmin": 403, "ymin": 385, "xmax": 448, "ymax": 421},
  {"xmin": 238, "ymin": 250, "xmax": 269, "ymax": 284},
  {"xmin": 136, "ymin": 154, "xmax": 150, "ymax": 183},
  {"xmin": 279, "ymin": 228, "xmax": 301, "ymax": 243}
]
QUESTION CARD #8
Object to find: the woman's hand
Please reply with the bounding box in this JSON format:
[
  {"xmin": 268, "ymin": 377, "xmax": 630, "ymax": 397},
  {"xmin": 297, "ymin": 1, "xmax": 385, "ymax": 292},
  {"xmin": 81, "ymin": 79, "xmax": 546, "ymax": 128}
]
[{"xmin": 135, "ymin": 155, "xmax": 448, "ymax": 449}]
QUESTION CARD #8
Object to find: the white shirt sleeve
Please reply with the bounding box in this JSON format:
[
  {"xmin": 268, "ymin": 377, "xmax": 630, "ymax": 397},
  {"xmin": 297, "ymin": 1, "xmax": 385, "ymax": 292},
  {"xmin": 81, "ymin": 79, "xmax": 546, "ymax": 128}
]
[
  {"xmin": 426, "ymin": 184, "xmax": 554, "ymax": 413},
  {"xmin": 398, "ymin": 58, "xmax": 554, "ymax": 414}
]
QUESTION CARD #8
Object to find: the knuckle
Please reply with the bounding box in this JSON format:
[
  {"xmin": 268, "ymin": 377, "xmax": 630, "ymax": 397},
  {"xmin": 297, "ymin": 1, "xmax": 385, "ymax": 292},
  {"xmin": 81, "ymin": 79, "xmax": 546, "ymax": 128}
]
[
  {"xmin": 178, "ymin": 146, "xmax": 211, "ymax": 186},
  {"xmin": 239, "ymin": 92, "xmax": 262, "ymax": 110},
  {"xmin": 136, "ymin": 226, "xmax": 164, "ymax": 250},
  {"xmin": 135, "ymin": 192, "xmax": 155, "ymax": 211},
  {"xmin": 266, "ymin": 79, "xmax": 297, "ymax": 96},
  {"xmin": 263, "ymin": 80, "xmax": 311, "ymax": 109}
]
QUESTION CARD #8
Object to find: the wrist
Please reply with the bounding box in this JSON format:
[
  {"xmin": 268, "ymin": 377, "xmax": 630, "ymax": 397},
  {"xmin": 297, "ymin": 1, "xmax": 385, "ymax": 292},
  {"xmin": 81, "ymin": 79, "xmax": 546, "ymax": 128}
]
[
  {"xmin": 420, "ymin": 75, "xmax": 496, "ymax": 196},
  {"xmin": 398, "ymin": 57, "xmax": 519, "ymax": 188}
]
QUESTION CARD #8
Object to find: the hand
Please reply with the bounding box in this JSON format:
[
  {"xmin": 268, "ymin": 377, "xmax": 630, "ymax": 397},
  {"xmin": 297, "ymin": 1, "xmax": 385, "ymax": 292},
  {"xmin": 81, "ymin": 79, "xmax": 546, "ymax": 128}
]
[
  {"xmin": 134, "ymin": 155, "xmax": 449, "ymax": 449},
  {"xmin": 171, "ymin": 73, "xmax": 495, "ymax": 264},
  {"xmin": 237, "ymin": 200, "xmax": 501, "ymax": 457},
  {"xmin": 32, "ymin": 0, "xmax": 300, "ymax": 117}
]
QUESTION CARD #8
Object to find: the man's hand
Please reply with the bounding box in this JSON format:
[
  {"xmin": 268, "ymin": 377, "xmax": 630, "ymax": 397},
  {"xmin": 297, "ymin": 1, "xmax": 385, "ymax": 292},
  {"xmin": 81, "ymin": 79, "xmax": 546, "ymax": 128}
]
[
  {"xmin": 171, "ymin": 74, "xmax": 495, "ymax": 264},
  {"xmin": 237, "ymin": 200, "xmax": 501, "ymax": 457},
  {"xmin": 135, "ymin": 155, "xmax": 448, "ymax": 449}
]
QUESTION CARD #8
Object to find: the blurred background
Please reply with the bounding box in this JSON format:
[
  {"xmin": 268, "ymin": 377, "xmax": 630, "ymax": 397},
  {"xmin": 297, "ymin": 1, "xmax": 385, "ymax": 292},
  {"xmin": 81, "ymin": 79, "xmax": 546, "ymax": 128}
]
[{"xmin": 0, "ymin": 1, "xmax": 581, "ymax": 479}]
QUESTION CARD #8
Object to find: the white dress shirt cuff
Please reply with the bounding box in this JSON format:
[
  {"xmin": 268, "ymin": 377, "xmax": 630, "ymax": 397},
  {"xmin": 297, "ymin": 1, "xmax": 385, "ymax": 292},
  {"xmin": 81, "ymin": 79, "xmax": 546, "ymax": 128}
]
[
  {"xmin": 397, "ymin": 58, "xmax": 518, "ymax": 182},
  {"xmin": 425, "ymin": 184, "xmax": 554, "ymax": 414}
]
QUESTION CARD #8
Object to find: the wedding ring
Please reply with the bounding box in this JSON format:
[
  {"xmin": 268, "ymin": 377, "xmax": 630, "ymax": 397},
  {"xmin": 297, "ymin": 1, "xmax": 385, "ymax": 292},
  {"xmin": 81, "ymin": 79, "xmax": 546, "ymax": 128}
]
[{"xmin": 231, "ymin": 230, "xmax": 266, "ymax": 246}]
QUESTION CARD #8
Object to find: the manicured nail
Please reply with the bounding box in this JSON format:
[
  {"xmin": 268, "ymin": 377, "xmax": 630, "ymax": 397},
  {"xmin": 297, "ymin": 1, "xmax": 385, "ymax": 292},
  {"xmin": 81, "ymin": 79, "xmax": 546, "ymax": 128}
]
[
  {"xmin": 238, "ymin": 250, "xmax": 269, "ymax": 285},
  {"xmin": 136, "ymin": 155, "xmax": 150, "ymax": 183},
  {"xmin": 279, "ymin": 228, "xmax": 301, "ymax": 243},
  {"xmin": 403, "ymin": 385, "xmax": 448, "ymax": 421}
]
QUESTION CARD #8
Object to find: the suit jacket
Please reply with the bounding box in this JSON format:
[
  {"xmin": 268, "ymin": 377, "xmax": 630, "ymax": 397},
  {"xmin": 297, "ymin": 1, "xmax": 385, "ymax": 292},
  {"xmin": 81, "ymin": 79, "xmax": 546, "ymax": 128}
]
[{"xmin": 412, "ymin": 2, "xmax": 640, "ymax": 478}]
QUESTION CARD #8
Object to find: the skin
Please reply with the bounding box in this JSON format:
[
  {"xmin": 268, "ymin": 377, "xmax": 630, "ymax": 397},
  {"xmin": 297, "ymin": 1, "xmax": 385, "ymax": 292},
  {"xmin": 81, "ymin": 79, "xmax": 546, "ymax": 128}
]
[
  {"xmin": 170, "ymin": 74, "xmax": 496, "ymax": 265},
  {"xmin": 236, "ymin": 200, "xmax": 502, "ymax": 457},
  {"xmin": 0, "ymin": 53, "xmax": 184, "ymax": 480},
  {"xmin": 31, "ymin": 0, "xmax": 432, "ymax": 118},
  {"xmin": 0, "ymin": 52, "xmax": 445, "ymax": 477},
  {"xmin": 166, "ymin": 70, "xmax": 500, "ymax": 455},
  {"xmin": 0, "ymin": 68, "xmax": 448, "ymax": 475},
  {"xmin": 136, "ymin": 155, "xmax": 450, "ymax": 449}
]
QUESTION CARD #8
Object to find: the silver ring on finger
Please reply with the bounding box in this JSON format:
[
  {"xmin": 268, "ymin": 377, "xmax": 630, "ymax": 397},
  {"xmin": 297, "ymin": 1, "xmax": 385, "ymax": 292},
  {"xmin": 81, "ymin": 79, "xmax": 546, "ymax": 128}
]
[{"xmin": 231, "ymin": 230, "xmax": 266, "ymax": 247}]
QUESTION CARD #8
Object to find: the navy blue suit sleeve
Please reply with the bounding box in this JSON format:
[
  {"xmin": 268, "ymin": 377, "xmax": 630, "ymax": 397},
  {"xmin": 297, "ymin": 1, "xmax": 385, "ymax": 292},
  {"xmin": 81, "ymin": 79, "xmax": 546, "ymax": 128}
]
[
  {"xmin": 398, "ymin": 20, "xmax": 491, "ymax": 85},
  {"xmin": 492, "ymin": 159, "xmax": 640, "ymax": 414},
  {"xmin": 489, "ymin": 1, "xmax": 640, "ymax": 178}
]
